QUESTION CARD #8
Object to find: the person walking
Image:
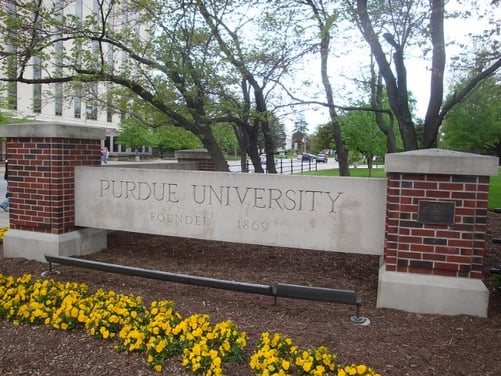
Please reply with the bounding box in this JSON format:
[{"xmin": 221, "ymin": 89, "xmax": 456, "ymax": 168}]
[
  {"xmin": 0, "ymin": 159, "xmax": 9, "ymax": 212},
  {"xmin": 100, "ymin": 147, "xmax": 109, "ymax": 165}
]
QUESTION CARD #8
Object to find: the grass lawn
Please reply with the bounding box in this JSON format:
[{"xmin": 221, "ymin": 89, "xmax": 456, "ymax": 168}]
[{"xmin": 306, "ymin": 167, "xmax": 501, "ymax": 209}]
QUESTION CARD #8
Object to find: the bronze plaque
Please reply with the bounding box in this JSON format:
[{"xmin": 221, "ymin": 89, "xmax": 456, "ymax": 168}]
[{"xmin": 418, "ymin": 201, "xmax": 455, "ymax": 225}]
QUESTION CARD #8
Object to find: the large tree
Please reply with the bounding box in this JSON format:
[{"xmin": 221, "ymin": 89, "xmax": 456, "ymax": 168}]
[
  {"xmin": 299, "ymin": 0, "xmax": 352, "ymax": 175},
  {"xmin": 354, "ymin": 0, "xmax": 501, "ymax": 150},
  {"xmin": 0, "ymin": 0, "xmax": 239, "ymax": 169},
  {"xmin": 195, "ymin": 0, "xmax": 305, "ymax": 173}
]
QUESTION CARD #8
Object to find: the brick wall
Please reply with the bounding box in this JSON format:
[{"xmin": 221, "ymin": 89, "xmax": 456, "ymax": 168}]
[
  {"xmin": 385, "ymin": 172, "xmax": 489, "ymax": 279},
  {"xmin": 7, "ymin": 137, "xmax": 101, "ymax": 234}
]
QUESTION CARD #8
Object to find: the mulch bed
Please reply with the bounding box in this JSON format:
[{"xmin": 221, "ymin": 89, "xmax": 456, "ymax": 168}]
[{"xmin": 1, "ymin": 212, "xmax": 501, "ymax": 375}]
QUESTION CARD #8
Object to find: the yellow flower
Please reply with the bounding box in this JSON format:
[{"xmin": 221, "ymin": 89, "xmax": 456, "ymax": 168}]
[
  {"xmin": 99, "ymin": 326, "xmax": 110, "ymax": 339},
  {"xmin": 70, "ymin": 307, "xmax": 79, "ymax": 318},
  {"xmin": 281, "ymin": 359, "xmax": 290, "ymax": 370},
  {"xmin": 155, "ymin": 340, "xmax": 166, "ymax": 353},
  {"xmin": 357, "ymin": 364, "xmax": 367, "ymax": 374},
  {"xmin": 153, "ymin": 364, "xmax": 162, "ymax": 372}
]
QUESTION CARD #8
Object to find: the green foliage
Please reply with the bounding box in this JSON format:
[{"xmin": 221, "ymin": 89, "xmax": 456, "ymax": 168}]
[
  {"xmin": 117, "ymin": 120, "xmax": 155, "ymax": 149},
  {"xmin": 441, "ymin": 76, "xmax": 501, "ymax": 156},
  {"xmin": 211, "ymin": 123, "xmax": 237, "ymax": 154},
  {"xmin": 488, "ymin": 172, "xmax": 501, "ymax": 209},
  {"xmin": 341, "ymin": 109, "xmax": 387, "ymax": 163},
  {"xmin": 309, "ymin": 123, "xmax": 335, "ymax": 153},
  {"xmin": 117, "ymin": 120, "xmax": 202, "ymax": 156},
  {"xmin": 154, "ymin": 127, "xmax": 203, "ymax": 155}
]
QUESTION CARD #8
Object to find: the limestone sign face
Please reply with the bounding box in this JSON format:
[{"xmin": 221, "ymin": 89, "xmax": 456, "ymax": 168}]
[{"xmin": 75, "ymin": 167, "xmax": 386, "ymax": 255}]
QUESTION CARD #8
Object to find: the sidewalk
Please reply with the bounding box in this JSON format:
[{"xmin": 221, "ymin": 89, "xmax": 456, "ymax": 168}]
[{"xmin": 0, "ymin": 208, "xmax": 8, "ymax": 228}]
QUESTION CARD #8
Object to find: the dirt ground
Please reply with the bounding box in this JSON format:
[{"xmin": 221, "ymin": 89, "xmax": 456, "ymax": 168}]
[{"xmin": 1, "ymin": 212, "xmax": 501, "ymax": 376}]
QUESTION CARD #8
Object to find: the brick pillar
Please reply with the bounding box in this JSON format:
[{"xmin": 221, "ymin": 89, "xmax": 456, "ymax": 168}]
[
  {"xmin": 384, "ymin": 173, "xmax": 488, "ymax": 279},
  {"xmin": 8, "ymin": 137, "xmax": 101, "ymax": 234},
  {"xmin": 175, "ymin": 149, "xmax": 217, "ymax": 171},
  {"xmin": 377, "ymin": 149, "xmax": 498, "ymax": 318},
  {"xmin": 0, "ymin": 122, "xmax": 107, "ymax": 261}
]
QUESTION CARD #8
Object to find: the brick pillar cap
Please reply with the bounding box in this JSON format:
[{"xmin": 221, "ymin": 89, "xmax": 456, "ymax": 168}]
[
  {"xmin": 0, "ymin": 121, "xmax": 105, "ymax": 140},
  {"xmin": 385, "ymin": 148, "xmax": 499, "ymax": 176},
  {"xmin": 175, "ymin": 148, "xmax": 211, "ymax": 160}
]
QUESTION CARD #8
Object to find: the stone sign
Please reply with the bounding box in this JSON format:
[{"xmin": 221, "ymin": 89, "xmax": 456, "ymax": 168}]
[{"xmin": 75, "ymin": 167, "xmax": 387, "ymax": 255}]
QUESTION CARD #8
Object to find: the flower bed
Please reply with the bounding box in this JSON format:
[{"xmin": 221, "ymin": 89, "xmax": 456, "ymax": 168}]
[
  {"xmin": 0, "ymin": 273, "xmax": 380, "ymax": 375},
  {"xmin": 0, "ymin": 226, "xmax": 8, "ymax": 243}
]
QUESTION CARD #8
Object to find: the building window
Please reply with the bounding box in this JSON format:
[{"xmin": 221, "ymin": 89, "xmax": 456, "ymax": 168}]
[
  {"xmin": 86, "ymin": 103, "xmax": 98, "ymax": 120},
  {"xmin": 106, "ymin": 92, "xmax": 113, "ymax": 122},
  {"xmin": 54, "ymin": 3, "xmax": 63, "ymax": 116},
  {"xmin": 55, "ymin": 83, "xmax": 63, "ymax": 116},
  {"xmin": 6, "ymin": 0, "xmax": 17, "ymax": 110},
  {"xmin": 74, "ymin": 95, "xmax": 81, "ymax": 118},
  {"xmin": 33, "ymin": 56, "xmax": 41, "ymax": 113},
  {"xmin": 112, "ymin": 136, "xmax": 121, "ymax": 153},
  {"xmin": 86, "ymin": 83, "xmax": 98, "ymax": 120}
]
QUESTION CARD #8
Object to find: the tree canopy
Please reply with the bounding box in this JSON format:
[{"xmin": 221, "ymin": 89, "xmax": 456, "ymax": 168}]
[
  {"xmin": 0, "ymin": 0, "xmax": 499, "ymax": 173},
  {"xmin": 441, "ymin": 75, "xmax": 501, "ymax": 157}
]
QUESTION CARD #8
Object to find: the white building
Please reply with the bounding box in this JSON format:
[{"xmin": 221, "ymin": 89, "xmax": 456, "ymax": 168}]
[{"xmin": 0, "ymin": 0, "xmax": 150, "ymax": 159}]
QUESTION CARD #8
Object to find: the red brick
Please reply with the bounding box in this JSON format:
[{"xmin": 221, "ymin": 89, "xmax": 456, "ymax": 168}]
[
  {"xmin": 409, "ymin": 244, "xmax": 435, "ymax": 253},
  {"xmin": 408, "ymin": 267, "xmax": 432, "ymax": 274},
  {"xmin": 469, "ymin": 271, "xmax": 483, "ymax": 279},
  {"xmin": 425, "ymin": 175, "xmax": 451, "ymax": 182},
  {"xmin": 397, "ymin": 251, "xmax": 422, "ymax": 259},
  {"xmin": 414, "ymin": 181, "xmax": 438, "ymax": 190},
  {"xmin": 438, "ymin": 183, "xmax": 464, "ymax": 191},
  {"xmin": 402, "ymin": 189, "xmax": 426, "ymax": 197},
  {"xmin": 434, "ymin": 247, "xmax": 460, "ymax": 255},
  {"xmin": 422, "ymin": 253, "xmax": 446, "ymax": 261},
  {"xmin": 433, "ymin": 269, "xmax": 458, "ymax": 277},
  {"xmin": 446, "ymin": 255, "xmax": 473, "ymax": 264},
  {"xmin": 426, "ymin": 190, "xmax": 451, "ymax": 199},
  {"xmin": 411, "ymin": 229, "xmax": 436, "ymax": 237},
  {"xmin": 436, "ymin": 230, "xmax": 460, "ymax": 238},
  {"xmin": 434, "ymin": 262, "xmax": 459, "ymax": 271}
]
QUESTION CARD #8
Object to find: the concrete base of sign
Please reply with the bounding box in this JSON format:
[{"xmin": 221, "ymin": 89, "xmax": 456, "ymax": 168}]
[
  {"xmin": 3, "ymin": 228, "xmax": 107, "ymax": 262},
  {"xmin": 377, "ymin": 263, "xmax": 489, "ymax": 318}
]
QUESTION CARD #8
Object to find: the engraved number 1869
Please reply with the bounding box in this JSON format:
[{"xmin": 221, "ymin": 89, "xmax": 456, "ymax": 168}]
[{"xmin": 237, "ymin": 219, "xmax": 269, "ymax": 232}]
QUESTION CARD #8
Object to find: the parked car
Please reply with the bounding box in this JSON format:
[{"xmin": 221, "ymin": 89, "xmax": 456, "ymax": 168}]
[
  {"xmin": 260, "ymin": 154, "xmax": 279, "ymax": 164},
  {"xmin": 316, "ymin": 153, "xmax": 328, "ymax": 163},
  {"xmin": 301, "ymin": 153, "xmax": 317, "ymax": 162}
]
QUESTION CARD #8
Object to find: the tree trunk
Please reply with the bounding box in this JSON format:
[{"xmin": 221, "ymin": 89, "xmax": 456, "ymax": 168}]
[
  {"xmin": 371, "ymin": 63, "xmax": 396, "ymax": 153},
  {"xmin": 356, "ymin": 0, "xmax": 417, "ymax": 151},
  {"xmin": 248, "ymin": 119, "xmax": 264, "ymax": 173},
  {"xmin": 197, "ymin": 125, "xmax": 229, "ymax": 171},
  {"xmin": 254, "ymin": 88, "xmax": 276, "ymax": 173},
  {"xmin": 319, "ymin": 19, "xmax": 350, "ymax": 176},
  {"xmin": 423, "ymin": 0, "xmax": 446, "ymax": 148},
  {"xmin": 233, "ymin": 126, "xmax": 249, "ymax": 173}
]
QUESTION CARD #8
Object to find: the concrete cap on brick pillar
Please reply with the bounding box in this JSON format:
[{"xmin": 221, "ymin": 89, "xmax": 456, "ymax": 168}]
[
  {"xmin": 385, "ymin": 148, "xmax": 499, "ymax": 176},
  {"xmin": 0, "ymin": 121, "xmax": 106, "ymax": 139},
  {"xmin": 175, "ymin": 148, "xmax": 211, "ymax": 159}
]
